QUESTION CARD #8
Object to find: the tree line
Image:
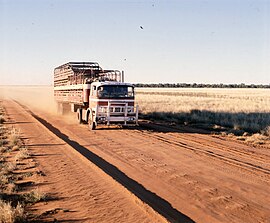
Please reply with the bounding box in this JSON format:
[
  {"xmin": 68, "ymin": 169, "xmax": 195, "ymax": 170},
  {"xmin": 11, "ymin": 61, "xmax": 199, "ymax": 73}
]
[{"xmin": 134, "ymin": 83, "xmax": 270, "ymax": 88}]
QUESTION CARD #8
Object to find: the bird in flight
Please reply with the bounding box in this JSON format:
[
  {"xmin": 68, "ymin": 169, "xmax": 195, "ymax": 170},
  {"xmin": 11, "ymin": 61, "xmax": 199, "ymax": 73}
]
[{"xmin": 140, "ymin": 26, "xmax": 144, "ymax": 29}]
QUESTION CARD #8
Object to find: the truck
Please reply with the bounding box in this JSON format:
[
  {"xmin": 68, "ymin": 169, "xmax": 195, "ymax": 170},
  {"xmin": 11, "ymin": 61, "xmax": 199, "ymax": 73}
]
[{"xmin": 53, "ymin": 62, "xmax": 139, "ymax": 130}]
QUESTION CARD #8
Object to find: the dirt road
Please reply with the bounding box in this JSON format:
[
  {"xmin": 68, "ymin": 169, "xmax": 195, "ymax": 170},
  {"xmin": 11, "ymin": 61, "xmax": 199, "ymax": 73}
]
[{"xmin": 2, "ymin": 99, "xmax": 270, "ymax": 223}]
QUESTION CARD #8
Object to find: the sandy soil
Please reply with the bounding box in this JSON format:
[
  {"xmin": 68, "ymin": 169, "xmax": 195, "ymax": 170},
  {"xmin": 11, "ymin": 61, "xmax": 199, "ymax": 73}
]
[
  {"xmin": 1, "ymin": 87, "xmax": 269, "ymax": 222},
  {"xmin": 2, "ymin": 100, "xmax": 167, "ymax": 223}
]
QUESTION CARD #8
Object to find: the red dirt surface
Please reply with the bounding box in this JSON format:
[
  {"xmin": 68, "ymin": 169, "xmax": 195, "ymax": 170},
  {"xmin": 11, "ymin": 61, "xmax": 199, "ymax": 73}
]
[
  {"xmin": 2, "ymin": 100, "xmax": 167, "ymax": 223},
  {"xmin": 1, "ymin": 91, "xmax": 269, "ymax": 222}
]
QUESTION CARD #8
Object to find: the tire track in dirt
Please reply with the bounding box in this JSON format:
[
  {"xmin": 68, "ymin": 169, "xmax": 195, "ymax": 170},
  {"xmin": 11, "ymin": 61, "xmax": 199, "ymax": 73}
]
[
  {"xmin": 140, "ymin": 122, "xmax": 270, "ymax": 159},
  {"xmin": 139, "ymin": 123, "xmax": 270, "ymax": 178},
  {"xmin": 105, "ymin": 126, "xmax": 270, "ymax": 187},
  {"xmin": 161, "ymin": 130, "xmax": 270, "ymax": 164},
  {"xmin": 71, "ymin": 121, "xmax": 270, "ymax": 223},
  {"xmin": 14, "ymin": 100, "xmax": 195, "ymax": 223}
]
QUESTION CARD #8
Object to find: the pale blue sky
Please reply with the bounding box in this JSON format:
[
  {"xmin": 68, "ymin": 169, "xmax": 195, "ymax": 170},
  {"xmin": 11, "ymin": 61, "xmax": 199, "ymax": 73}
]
[{"xmin": 0, "ymin": 0, "xmax": 269, "ymax": 85}]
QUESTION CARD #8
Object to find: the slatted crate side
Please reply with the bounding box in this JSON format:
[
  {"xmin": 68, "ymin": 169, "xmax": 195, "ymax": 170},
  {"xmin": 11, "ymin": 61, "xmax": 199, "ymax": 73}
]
[
  {"xmin": 54, "ymin": 88, "xmax": 84, "ymax": 105},
  {"xmin": 54, "ymin": 71, "xmax": 73, "ymax": 82}
]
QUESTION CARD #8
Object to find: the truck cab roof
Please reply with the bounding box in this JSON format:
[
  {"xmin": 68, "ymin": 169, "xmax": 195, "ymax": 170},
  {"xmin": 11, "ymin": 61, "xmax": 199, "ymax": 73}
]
[{"xmin": 92, "ymin": 81, "xmax": 134, "ymax": 87}]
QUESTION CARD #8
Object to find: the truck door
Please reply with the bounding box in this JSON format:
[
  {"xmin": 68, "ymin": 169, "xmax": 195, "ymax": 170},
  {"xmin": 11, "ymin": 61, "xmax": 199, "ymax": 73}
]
[{"xmin": 89, "ymin": 85, "xmax": 97, "ymax": 107}]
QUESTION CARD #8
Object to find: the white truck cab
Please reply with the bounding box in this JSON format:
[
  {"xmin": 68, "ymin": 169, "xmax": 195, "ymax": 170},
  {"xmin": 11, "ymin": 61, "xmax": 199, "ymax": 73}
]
[{"xmin": 85, "ymin": 81, "xmax": 139, "ymax": 130}]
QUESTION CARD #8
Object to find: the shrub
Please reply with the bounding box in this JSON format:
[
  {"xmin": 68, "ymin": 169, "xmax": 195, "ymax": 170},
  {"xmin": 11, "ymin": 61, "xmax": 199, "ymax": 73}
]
[
  {"xmin": 0, "ymin": 175, "xmax": 9, "ymax": 186},
  {"xmin": 23, "ymin": 189, "xmax": 46, "ymax": 203},
  {"xmin": 261, "ymin": 126, "xmax": 270, "ymax": 137},
  {"xmin": 0, "ymin": 200, "xmax": 25, "ymax": 223},
  {"xmin": 0, "ymin": 115, "xmax": 5, "ymax": 124},
  {"xmin": 0, "ymin": 139, "xmax": 8, "ymax": 147},
  {"xmin": 0, "ymin": 126, "xmax": 7, "ymax": 135},
  {"xmin": 15, "ymin": 148, "xmax": 29, "ymax": 162},
  {"xmin": 6, "ymin": 162, "xmax": 17, "ymax": 173},
  {"xmin": 246, "ymin": 133, "xmax": 268, "ymax": 145},
  {"xmin": 0, "ymin": 162, "xmax": 17, "ymax": 175},
  {"xmin": 8, "ymin": 129, "xmax": 20, "ymax": 147}
]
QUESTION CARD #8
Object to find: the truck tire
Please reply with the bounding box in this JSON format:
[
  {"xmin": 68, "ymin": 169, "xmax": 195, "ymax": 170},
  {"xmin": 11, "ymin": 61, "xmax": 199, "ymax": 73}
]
[
  {"xmin": 88, "ymin": 111, "xmax": 96, "ymax": 130},
  {"xmin": 77, "ymin": 108, "xmax": 83, "ymax": 124}
]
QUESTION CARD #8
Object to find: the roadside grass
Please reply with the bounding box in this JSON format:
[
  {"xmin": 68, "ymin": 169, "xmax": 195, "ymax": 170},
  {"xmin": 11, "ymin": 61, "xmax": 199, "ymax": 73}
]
[
  {"xmin": 0, "ymin": 200, "xmax": 25, "ymax": 223},
  {"xmin": 0, "ymin": 106, "xmax": 5, "ymax": 124},
  {"xmin": 0, "ymin": 104, "xmax": 47, "ymax": 223},
  {"xmin": 0, "ymin": 162, "xmax": 17, "ymax": 175},
  {"xmin": 0, "ymin": 115, "xmax": 5, "ymax": 124},
  {"xmin": 136, "ymin": 88, "xmax": 270, "ymax": 143},
  {"xmin": 8, "ymin": 129, "xmax": 20, "ymax": 149},
  {"xmin": 261, "ymin": 126, "xmax": 270, "ymax": 137},
  {"xmin": 243, "ymin": 133, "xmax": 269, "ymax": 145},
  {"xmin": 136, "ymin": 88, "xmax": 270, "ymax": 145},
  {"xmin": 14, "ymin": 148, "xmax": 30, "ymax": 162},
  {"xmin": 23, "ymin": 189, "xmax": 47, "ymax": 204},
  {"xmin": 140, "ymin": 110, "xmax": 270, "ymax": 134},
  {"xmin": 0, "ymin": 127, "xmax": 8, "ymax": 149}
]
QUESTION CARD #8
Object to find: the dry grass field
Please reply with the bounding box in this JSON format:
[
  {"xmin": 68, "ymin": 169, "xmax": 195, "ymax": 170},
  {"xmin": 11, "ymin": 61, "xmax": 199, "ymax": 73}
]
[{"xmin": 136, "ymin": 88, "xmax": 270, "ymax": 135}]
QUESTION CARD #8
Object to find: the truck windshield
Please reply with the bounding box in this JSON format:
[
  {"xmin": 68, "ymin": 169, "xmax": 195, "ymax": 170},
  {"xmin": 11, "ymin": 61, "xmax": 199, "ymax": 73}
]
[{"xmin": 97, "ymin": 85, "xmax": 134, "ymax": 99}]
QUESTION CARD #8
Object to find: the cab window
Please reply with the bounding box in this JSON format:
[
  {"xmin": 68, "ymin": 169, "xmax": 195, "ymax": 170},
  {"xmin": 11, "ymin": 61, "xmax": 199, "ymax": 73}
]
[{"xmin": 97, "ymin": 85, "xmax": 134, "ymax": 98}]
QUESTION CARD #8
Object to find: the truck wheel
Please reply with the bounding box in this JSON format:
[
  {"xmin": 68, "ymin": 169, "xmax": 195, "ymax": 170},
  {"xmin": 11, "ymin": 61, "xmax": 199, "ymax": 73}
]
[
  {"xmin": 88, "ymin": 112, "xmax": 96, "ymax": 130},
  {"xmin": 77, "ymin": 108, "xmax": 82, "ymax": 124}
]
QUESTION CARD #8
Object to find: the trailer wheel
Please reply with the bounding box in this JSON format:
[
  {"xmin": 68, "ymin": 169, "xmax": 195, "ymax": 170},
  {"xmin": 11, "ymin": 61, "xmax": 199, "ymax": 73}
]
[
  {"xmin": 77, "ymin": 108, "xmax": 82, "ymax": 124},
  {"xmin": 88, "ymin": 111, "xmax": 96, "ymax": 130}
]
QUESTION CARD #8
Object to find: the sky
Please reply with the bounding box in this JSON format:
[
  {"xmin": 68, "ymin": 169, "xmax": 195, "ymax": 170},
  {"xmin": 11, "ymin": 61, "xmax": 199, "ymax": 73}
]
[{"xmin": 0, "ymin": 0, "xmax": 269, "ymax": 85}]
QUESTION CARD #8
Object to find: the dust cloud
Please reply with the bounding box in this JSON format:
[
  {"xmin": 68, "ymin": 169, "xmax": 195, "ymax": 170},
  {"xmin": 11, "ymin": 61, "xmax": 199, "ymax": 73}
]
[
  {"xmin": 0, "ymin": 85, "xmax": 57, "ymax": 113},
  {"xmin": 0, "ymin": 86, "xmax": 80, "ymax": 125}
]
